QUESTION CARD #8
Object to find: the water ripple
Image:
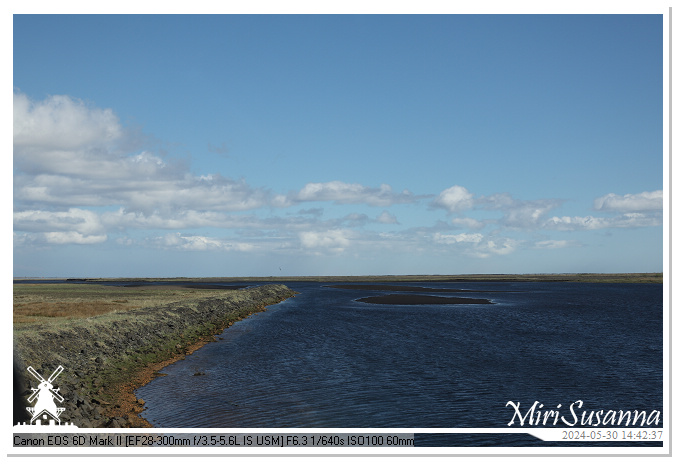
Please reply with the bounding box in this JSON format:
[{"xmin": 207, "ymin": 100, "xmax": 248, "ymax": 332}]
[{"xmin": 137, "ymin": 282, "xmax": 663, "ymax": 429}]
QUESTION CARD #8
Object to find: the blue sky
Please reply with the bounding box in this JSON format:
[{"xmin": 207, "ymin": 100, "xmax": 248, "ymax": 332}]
[{"xmin": 12, "ymin": 12, "xmax": 666, "ymax": 277}]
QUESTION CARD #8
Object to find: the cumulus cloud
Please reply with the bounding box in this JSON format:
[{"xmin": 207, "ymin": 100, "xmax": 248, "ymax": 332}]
[
  {"xmin": 377, "ymin": 210, "xmax": 399, "ymax": 224},
  {"xmin": 593, "ymin": 190, "xmax": 663, "ymax": 212},
  {"xmin": 544, "ymin": 212, "xmax": 662, "ymax": 230},
  {"xmin": 431, "ymin": 185, "xmax": 474, "ymax": 213},
  {"xmin": 14, "ymin": 208, "xmax": 104, "ymax": 234},
  {"xmin": 433, "ymin": 232, "xmax": 484, "ymax": 244},
  {"xmin": 13, "ymin": 92, "xmax": 272, "ymax": 214},
  {"xmin": 288, "ymin": 181, "xmax": 416, "ymax": 207},
  {"xmin": 154, "ymin": 233, "xmax": 256, "ymax": 252},
  {"xmin": 13, "ymin": 93, "xmax": 420, "ymax": 217},
  {"xmin": 471, "ymin": 192, "xmax": 563, "ymax": 228},
  {"xmin": 12, "ymin": 91, "xmax": 663, "ymax": 264},
  {"xmin": 432, "ymin": 187, "xmax": 562, "ymax": 229},
  {"xmin": 534, "ymin": 240, "xmax": 579, "ymax": 249},
  {"xmin": 14, "ymin": 208, "xmax": 108, "ymax": 244},
  {"xmin": 478, "ymin": 238, "xmax": 520, "ymax": 256},
  {"xmin": 477, "ymin": 192, "xmax": 515, "ymax": 210},
  {"xmin": 299, "ymin": 229, "xmax": 353, "ymax": 253},
  {"xmin": 433, "ymin": 231, "xmax": 520, "ymax": 258},
  {"xmin": 450, "ymin": 217, "xmax": 486, "ymax": 230},
  {"xmin": 43, "ymin": 231, "xmax": 107, "ymax": 245},
  {"xmin": 500, "ymin": 199, "xmax": 562, "ymax": 228},
  {"xmin": 14, "ymin": 93, "xmax": 122, "ymax": 156},
  {"xmin": 15, "ymin": 161, "xmax": 270, "ymax": 214}
]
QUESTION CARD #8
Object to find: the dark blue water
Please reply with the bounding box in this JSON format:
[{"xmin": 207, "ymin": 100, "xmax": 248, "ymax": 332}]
[{"xmin": 135, "ymin": 281, "xmax": 663, "ymax": 445}]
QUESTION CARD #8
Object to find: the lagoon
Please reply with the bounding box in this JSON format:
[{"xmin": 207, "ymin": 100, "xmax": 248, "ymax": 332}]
[{"xmin": 135, "ymin": 281, "xmax": 662, "ymax": 444}]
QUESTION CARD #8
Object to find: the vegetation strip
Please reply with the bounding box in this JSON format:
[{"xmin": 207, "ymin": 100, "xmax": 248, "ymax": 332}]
[{"xmin": 13, "ymin": 284, "xmax": 298, "ymax": 428}]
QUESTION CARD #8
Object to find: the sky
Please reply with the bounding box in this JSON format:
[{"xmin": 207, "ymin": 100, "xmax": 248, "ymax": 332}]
[{"xmin": 11, "ymin": 10, "xmax": 667, "ymax": 278}]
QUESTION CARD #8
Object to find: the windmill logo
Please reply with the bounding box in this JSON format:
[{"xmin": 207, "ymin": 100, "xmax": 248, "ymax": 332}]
[{"xmin": 25, "ymin": 365, "xmax": 67, "ymax": 425}]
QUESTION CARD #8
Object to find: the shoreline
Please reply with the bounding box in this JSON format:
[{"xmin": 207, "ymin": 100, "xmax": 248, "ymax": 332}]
[
  {"xmin": 13, "ymin": 284, "xmax": 298, "ymax": 428},
  {"xmin": 103, "ymin": 329, "xmax": 235, "ymax": 428}
]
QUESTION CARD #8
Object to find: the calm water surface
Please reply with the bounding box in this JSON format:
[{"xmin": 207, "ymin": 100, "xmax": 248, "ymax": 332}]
[{"xmin": 136, "ymin": 281, "xmax": 662, "ymax": 444}]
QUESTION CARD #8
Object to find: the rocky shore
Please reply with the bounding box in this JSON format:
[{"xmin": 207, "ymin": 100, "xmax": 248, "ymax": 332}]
[{"xmin": 13, "ymin": 284, "xmax": 298, "ymax": 428}]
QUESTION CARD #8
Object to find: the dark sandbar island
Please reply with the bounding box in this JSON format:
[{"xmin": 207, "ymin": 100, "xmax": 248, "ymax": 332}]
[{"xmin": 357, "ymin": 294, "xmax": 494, "ymax": 305}]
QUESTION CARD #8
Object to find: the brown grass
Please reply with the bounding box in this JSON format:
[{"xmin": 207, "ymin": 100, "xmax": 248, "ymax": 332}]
[
  {"xmin": 13, "ymin": 301, "xmax": 136, "ymax": 324},
  {"xmin": 13, "ymin": 283, "xmax": 238, "ymax": 325}
]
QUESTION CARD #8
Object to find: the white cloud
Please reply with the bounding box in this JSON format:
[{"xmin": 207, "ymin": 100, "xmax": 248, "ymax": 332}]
[
  {"xmin": 501, "ymin": 199, "xmax": 561, "ymax": 228},
  {"xmin": 14, "ymin": 92, "xmax": 420, "ymax": 217},
  {"xmin": 15, "ymin": 165, "xmax": 270, "ymax": 213},
  {"xmin": 13, "ymin": 92, "xmax": 272, "ymax": 214},
  {"xmin": 292, "ymin": 181, "xmax": 415, "ymax": 207},
  {"xmin": 12, "ymin": 91, "xmax": 663, "ymax": 267},
  {"xmin": 544, "ymin": 212, "xmax": 662, "ymax": 230},
  {"xmin": 13, "ymin": 93, "xmax": 122, "ymax": 154},
  {"xmin": 432, "ymin": 188, "xmax": 562, "ymax": 229},
  {"xmin": 13, "ymin": 208, "xmax": 108, "ymax": 245},
  {"xmin": 14, "ymin": 230, "xmax": 107, "ymax": 246},
  {"xmin": 377, "ymin": 210, "xmax": 399, "ymax": 224},
  {"xmin": 593, "ymin": 190, "xmax": 662, "ymax": 212},
  {"xmin": 477, "ymin": 192, "xmax": 515, "ymax": 209},
  {"xmin": 43, "ymin": 231, "xmax": 107, "ymax": 245},
  {"xmin": 14, "ymin": 208, "xmax": 105, "ymax": 234},
  {"xmin": 154, "ymin": 233, "xmax": 256, "ymax": 252},
  {"xmin": 432, "ymin": 231, "xmax": 520, "ymax": 258},
  {"xmin": 479, "ymin": 238, "xmax": 519, "ymax": 256},
  {"xmin": 432, "ymin": 185, "xmax": 474, "ymax": 213},
  {"xmin": 456, "ymin": 190, "xmax": 662, "ymax": 231},
  {"xmin": 473, "ymin": 192, "xmax": 562, "ymax": 228},
  {"xmin": 433, "ymin": 232, "xmax": 484, "ymax": 244},
  {"xmin": 299, "ymin": 229, "xmax": 352, "ymax": 252},
  {"xmin": 450, "ymin": 217, "xmax": 485, "ymax": 229},
  {"xmin": 534, "ymin": 240, "xmax": 579, "ymax": 249}
]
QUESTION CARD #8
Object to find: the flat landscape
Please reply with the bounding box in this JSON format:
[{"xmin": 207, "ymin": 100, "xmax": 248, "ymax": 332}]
[
  {"xmin": 18, "ymin": 272, "xmax": 664, "ymax": 283},
  {"xmin": 11, "ymin": 273, "xmax": 661, "ymax": 428},
  {"xmin": 13, "ymin": 273, "xmax": 662, "ymax": 324},
  {"xmin": 13, "ymin": 283, "xmax": 244, "ymax": 324}
]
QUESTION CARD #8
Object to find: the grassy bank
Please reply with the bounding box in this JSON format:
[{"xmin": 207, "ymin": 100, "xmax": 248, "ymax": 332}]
[
  {"xmin": 13, "ymin": 283, "xmax": 248, "ymax": 324},
  {"xmin": 13, "ymin": 284, "xmax": 298, "ymax": 428}
]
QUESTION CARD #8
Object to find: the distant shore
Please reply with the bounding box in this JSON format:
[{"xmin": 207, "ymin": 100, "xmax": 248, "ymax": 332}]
[{"xmin": 13, "ymin": 272, "xmax": 663, "ymax": 284}]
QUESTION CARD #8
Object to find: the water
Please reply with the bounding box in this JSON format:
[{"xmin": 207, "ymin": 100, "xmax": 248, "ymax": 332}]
[{"xmin": 135, "ymin": 281, "xmax": 663, "ymax": 445}]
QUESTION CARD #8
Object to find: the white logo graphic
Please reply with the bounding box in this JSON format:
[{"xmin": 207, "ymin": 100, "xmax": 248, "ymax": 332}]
[{"xmin": 15, "ymin": 365, "xmax": 77, "ymax": 428}]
